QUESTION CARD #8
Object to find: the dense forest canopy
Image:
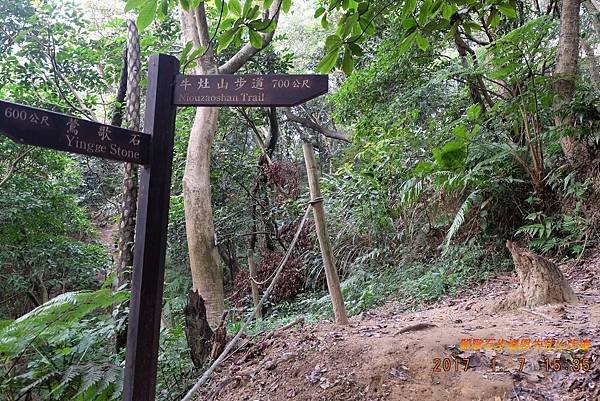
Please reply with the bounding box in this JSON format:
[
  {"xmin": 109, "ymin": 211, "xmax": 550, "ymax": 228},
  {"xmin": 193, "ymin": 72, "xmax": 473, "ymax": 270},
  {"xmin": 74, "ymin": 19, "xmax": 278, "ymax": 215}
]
[{"xmin": 0, "ymin": 0, "xmax": 598, "ymax": 399}]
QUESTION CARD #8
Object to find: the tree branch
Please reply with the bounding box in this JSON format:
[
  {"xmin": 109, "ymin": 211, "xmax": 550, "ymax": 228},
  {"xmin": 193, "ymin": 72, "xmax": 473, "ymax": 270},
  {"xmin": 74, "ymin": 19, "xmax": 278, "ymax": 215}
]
[
  {"xmin": 282, "ymin": 108, "xmax": 351, "ymax": 142},
  {"xmin": 0, "ymin": 147, "xmax": 34, "ymax": 188}
]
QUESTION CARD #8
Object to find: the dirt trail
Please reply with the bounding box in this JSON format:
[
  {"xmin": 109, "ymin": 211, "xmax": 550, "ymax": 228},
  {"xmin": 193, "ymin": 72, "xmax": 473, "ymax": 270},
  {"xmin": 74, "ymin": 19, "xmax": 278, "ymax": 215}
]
[{"xmin": 197, "ymin": 253, "xmax": 600, "ymax": 401}]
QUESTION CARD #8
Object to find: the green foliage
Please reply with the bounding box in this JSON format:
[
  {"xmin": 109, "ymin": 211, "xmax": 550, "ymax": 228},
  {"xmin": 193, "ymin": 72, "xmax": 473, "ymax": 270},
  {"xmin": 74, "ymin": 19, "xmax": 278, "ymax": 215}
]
[
  {"xmin": 124, "ymin": 0, "xmax": 292, "ymax": 65},
  {"xmin": 0, "ymin": 288, "xmax": 129, "ymax": 400},
  {"xmin": 315, "ymin": 0, "xmax": 521, "ymax": 73},
  {"xmin": 260, "ymin": 241, "xmax": 511, "ymax": 324},
  {"xmin": 1, "ymin": 1, "xmax": 598, "ymax": 400},
  {"xmin": 398, "ymin": 242, "xmax": 512, "ymax": 302},
  {"xmin": 516, "ymin": 205, "xmax": 588, "ymax": 256},
  {"xmin": 0, "ymin": 142, "xmax": 110, "ymax": 318}
]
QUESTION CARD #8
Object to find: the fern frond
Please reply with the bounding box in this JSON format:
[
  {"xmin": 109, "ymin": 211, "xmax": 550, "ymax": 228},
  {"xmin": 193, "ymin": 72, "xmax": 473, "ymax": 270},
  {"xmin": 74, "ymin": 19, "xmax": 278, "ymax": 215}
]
[
  {"xmin": 73, "ymin": 363, "xmax": 104, "ymax": 399},
  {"xmin": 17, "ymin": 371, "xmax": 59, "ymax": 398},
  {"xmin": 399, "ymin": 178, "xmax": 424, "ymax": 206},
  {"xmin": 443, "ymin": 190, "xmax": 481, "ymax": 252}
]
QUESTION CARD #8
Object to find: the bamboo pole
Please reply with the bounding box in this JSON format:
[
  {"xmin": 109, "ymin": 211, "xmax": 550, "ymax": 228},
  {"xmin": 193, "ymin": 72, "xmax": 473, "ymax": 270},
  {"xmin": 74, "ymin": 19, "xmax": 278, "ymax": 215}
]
[{"xmin": 302, "ymin": 143, "xmax": 349, "ymax": 325}]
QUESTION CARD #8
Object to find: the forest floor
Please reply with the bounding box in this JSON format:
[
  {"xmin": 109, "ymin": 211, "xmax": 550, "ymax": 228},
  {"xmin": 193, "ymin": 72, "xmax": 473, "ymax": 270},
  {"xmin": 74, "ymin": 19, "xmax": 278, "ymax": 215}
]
[{"xmin": 196, "ymin": 251, "xmax": 600, "ymax": 401}]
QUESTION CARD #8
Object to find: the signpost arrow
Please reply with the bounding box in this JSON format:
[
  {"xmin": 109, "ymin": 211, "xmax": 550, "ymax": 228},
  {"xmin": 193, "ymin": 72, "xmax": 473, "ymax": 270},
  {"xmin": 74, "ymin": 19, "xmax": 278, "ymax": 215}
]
[
  {"xmin": 0, "ymin": 100, "xmax": 151, "ymax": 165},
  {"xmin": 174, "ymin": 74, "xmax": 328, "ymax": 107}
]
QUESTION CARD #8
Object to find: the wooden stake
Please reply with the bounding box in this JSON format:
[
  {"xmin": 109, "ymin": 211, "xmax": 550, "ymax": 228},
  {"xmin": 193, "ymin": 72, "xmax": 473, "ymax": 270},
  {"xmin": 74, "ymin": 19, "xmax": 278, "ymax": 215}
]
[
  {"xmin": 247, "ymin": 249, "xmax": 262, "ymax": 319},
  {"xmin": 302, "ymin": 143, "xmax": 348, "ymax": 325}
]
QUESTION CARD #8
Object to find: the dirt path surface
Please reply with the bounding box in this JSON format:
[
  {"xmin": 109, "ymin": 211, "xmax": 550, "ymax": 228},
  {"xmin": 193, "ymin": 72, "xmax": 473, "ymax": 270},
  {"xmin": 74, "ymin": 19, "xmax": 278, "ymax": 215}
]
[{"xmin": 197, "ymin": 253, "xmax": 600, "ymax": 401}]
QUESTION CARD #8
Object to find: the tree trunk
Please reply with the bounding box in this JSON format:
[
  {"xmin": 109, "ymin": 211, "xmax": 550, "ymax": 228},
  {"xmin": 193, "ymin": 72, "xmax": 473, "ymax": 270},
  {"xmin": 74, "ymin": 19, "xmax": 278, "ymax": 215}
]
[
  {"xmin": 180, "ymin": 1, "xmax": 282, "ymax": 328},
  {"xmin": 247, "ymin": 248, "xmax": 262, "ymax": 318},
  {"xmin": 553, "ymin": 0, "xmax": 582, "ymax": 162},
  {"xmin": 496, "ymin": 241, "xmax": 577, "ymax": 310},
  {"xmin": 184, "ymin": 290, "xmax": 214, "ymax": 367},
  {"xmin": 183, "ymin": 106, "xmax": 224, "ymax": 327},
  {"xmin": 453, "ymin": 28, "xmax": 490, "ymax": 112}
]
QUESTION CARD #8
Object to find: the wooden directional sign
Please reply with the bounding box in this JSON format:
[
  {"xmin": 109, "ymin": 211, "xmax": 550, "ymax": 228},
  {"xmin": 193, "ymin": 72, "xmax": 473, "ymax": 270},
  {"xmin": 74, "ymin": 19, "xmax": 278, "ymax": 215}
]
[
  {"xmin": 174, "ymin": 74, "xmax": 328, "ymax": 107},
  {"xmin": 0, "ymin": 100, "xmax": 151, "ymax": 164}
]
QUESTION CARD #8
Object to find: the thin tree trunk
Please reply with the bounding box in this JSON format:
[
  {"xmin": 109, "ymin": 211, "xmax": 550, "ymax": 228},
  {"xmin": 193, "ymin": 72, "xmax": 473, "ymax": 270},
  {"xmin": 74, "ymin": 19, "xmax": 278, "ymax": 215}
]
[
  {"xmin": 583, "ymin": 1, "xmax": 600, "ymax": 34},
  {"xmin": 553, "ymin": 0, "xmax": 582, "ymax": 163},
  {"xmin": 247, "ymin": 249, "xmax": 262, "ymax": 318},
  {"xmin": 581, "ymin": 38, "xmax": 600, "ymax": 90},
  {"xmin": 180, "ymin": 1, "xmax": 282, "ymax": 328}
]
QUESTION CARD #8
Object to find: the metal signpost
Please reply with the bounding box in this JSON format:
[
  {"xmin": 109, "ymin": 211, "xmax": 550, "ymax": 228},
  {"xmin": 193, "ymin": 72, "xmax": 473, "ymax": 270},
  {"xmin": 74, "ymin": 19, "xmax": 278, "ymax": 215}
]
[{"xmin": 0, "ymin": 53, "xmax": 328, "ymax": 401}]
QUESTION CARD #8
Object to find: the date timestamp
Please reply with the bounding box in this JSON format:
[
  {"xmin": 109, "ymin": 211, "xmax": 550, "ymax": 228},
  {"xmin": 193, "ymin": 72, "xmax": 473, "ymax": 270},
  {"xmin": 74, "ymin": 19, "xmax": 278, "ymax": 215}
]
[{"xmin": 433, "ymin": 357, "xmax": 591, "ymax": 372}]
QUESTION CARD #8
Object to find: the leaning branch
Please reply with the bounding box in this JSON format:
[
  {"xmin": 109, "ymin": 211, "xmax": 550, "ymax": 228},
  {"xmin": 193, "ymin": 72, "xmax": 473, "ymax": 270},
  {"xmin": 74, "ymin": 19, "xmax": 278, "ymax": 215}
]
[
  {"xmin": 0, "ymin": 148, "xmax": 34, "ymax": 188},
  {"xmin": 282, "ymin": 108, "xmax": 351, "ymax": 142}
]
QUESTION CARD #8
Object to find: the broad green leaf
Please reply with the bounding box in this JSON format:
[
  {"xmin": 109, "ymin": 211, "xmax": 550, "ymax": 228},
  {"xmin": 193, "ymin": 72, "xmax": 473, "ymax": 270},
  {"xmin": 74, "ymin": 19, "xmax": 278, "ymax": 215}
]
[
  {"xmin": 415, "ymin": 33, "xmax": 430, "ymax": 51},
  {"xmin": 419, "ymin": 0, "xmax": 432, "ymax": 25},
  {"xmin": 357, "ymin": 1, "xmax": 369, "ymax": 14},
  {"xmin": 314, "ymin": 7, "xmax": 326, "ymax": 17},
  {"xmin": 498, "ymin": 4, "xmax": 517, "ymax": 18},
  {"xmin": 247, "ymin": 5, "xmax": 260, "ymax": 19},
  {"xmin": 488, "ymin": 9, "xmax": 501, "ymax": 27},
  {"xmin": 282, "ymin": 0, "xmax": 292, "ymax": 12},
  {"xmin": 243, "ymin": 0, "xmax": 252, "ymax": 17},
  {"xmin": 263, "ymin": 0, "xmax": 275, "ymax": 8},
  {"xmin": 217, "ymin": 26, "xmax": 240, "ymax": 52},
  {"xmin": 430, "ymin": 0, "xmax": 443, "ymax": 16},
  {"xmin": 180, "ymin": 41, "xmax": 193, "ymax": 65},
  {"xmin": 137, "ymin": 0, "xmax": 157, "ymax": 31},
  {"xmin": 124, "ymin": 0, "xmax": 145, "ymax": 12},
  {"xmin": 317, "ymin": 46, "xmax": 340, "ymax": 73},
  {"xmin": 402, "ymin": 18, "xmax": 417, "ymax": 29},
  {"xmin": 358, "ymin": 14, "xmax": 376, "ymax": 35},
  {"xmin": 229, "ymin": 0, "xmax": 242, "ymax": 16},
  {"xmin": 342, "ymin": 48, "xmax": 354, "ymax": 75},
  {"xmin": 403, "ymin": 0, "xmax": 417, "ymax": 17},
  {"xmin": 442, "ymin": 3, "xmax": 457, "ymax": 20},
  {"xmin": 489, "ymin": 62, "xmax": 520, "ymax": 79},
  {"xmin": 249, "ymin": 18, "xmax": 276, "ymax": 32},
  {"xmin": 325, "ymin": 34, "xmax": 342, "ymax": 49},
  {"xmin": 188, "ymin": 45, "xmax": 207, "ymax": 61},
  {"xmin": 466, "ymin": 104, "xmax": 481, "ymax": 120},
  {"xmin": 180, "ymin": 0, "xmax": 190, "ymax": 10},
  {"xmin": 398, "ymin": 31, "xmax": 416, "ymax": 53},
  {"xmin": 249, "ymin": 29, "xmax": 263, "ymax": 48},
  {"xmin": 158, "ymin": 0, "xmax": 169, "ymax": 17},
  {"xmin": 343, "ymin": 12, "xmax": 359, "ymax": 37},
  {"xmin": 349, "ymin": 43, "xmax": 363, "ymax": 56}
]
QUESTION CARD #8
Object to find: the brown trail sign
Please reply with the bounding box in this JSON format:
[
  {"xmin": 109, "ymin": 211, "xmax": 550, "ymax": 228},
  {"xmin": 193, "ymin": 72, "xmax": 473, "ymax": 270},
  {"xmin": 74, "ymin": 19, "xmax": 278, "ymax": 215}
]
[
  {"xmin": 0, "ymin": 53, "xmax": 336, "ymax": 401},
  {"xmin": 174, "ymin": 74, "xmax": 328, "ymax": 106},
  {"xmin": 0, "ymin": 100, "xmax": 150, "ymax": 164}
]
